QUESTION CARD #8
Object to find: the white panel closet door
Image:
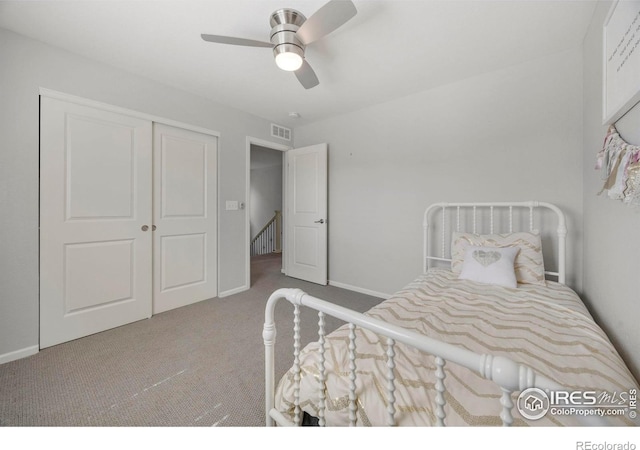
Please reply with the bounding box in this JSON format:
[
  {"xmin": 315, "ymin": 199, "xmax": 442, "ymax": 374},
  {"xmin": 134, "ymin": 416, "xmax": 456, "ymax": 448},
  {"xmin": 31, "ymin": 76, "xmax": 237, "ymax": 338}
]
[
  {"xmin": 40, "ymin": 97, "xmax": 153, "ymax": 348},
  {"xmin": 152, "ymin": 124, "xmax": 218, "ymax": 314}
]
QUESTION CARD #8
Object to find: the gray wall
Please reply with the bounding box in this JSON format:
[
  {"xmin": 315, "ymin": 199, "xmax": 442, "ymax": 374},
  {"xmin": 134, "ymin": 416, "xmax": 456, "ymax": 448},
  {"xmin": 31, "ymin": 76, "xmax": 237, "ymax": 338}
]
[
  {"xmin": 294, "ymin": 48, "xmax": 585, "ymax": 297},
  {"xmin": 582, "ymin": 1, "xmax": 640, "ymax": 381},
  {"xmin": 0, "ymin": 28, "xmax": 281, "ymax": 359}
]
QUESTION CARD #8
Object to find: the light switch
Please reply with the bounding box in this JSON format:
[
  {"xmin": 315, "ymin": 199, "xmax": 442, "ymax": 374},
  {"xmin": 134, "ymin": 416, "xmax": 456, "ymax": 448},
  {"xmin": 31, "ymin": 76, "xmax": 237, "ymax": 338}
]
[{"xmin": 226, "ymin": 200, "xmax": 239, "ymax": 211}]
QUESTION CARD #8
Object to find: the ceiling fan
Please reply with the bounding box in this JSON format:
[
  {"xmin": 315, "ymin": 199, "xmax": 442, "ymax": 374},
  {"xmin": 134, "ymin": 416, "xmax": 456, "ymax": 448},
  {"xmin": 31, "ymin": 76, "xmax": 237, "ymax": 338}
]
[{"xmin": 201, "ymin": 0, "xmax": 357, "ymax": 89}]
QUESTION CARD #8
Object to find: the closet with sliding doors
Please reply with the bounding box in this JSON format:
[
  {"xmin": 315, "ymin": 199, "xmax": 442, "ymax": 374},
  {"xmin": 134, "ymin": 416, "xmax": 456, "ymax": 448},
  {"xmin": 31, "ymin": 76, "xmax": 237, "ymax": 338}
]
[{"xmin": 39, "ymin": 92, "xmax": 218, "ymax": 348}]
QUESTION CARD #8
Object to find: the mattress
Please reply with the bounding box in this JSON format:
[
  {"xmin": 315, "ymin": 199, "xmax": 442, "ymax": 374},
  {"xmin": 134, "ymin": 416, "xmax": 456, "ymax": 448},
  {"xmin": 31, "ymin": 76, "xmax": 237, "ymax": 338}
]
[{"xmin": 274, "ymin": 269, "xmax": 639, "ymax": 426}]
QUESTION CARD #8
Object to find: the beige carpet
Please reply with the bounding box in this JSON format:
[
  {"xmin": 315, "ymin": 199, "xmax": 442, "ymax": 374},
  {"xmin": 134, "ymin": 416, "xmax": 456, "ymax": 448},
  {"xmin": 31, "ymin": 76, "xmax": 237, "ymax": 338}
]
[{"xmin": 0, "ymin": 254, "xmax": 382, "ymax": 427}]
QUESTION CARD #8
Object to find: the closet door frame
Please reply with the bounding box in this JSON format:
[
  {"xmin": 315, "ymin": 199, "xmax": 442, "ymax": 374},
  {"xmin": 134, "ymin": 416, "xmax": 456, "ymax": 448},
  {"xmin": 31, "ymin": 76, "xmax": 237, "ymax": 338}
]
[
  {"xmin": 39, "ymin": 88, "xmax": 221, "ymax": 346},
  {"xmin": 40, "ymin": 89, "xmax": 221, "ymax": 148}
]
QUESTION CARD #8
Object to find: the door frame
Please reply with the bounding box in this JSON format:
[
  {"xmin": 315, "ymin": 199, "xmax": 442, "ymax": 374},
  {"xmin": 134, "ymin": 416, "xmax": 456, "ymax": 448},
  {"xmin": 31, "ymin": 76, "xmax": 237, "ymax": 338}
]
[
  {"xmin": 40, "ymin": 89, "xmax": 221, "ymax": 139},
  {"xmin": 245, "ymin": 137, "xmax": 291, "ymax": 288}
]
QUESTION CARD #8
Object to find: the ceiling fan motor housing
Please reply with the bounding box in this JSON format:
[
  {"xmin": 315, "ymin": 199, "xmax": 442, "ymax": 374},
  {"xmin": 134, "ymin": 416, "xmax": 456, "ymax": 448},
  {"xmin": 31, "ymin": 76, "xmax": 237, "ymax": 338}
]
[
  {"xmin": 270, "ymin": 9, "xmax": 306, "ymax": 61},
  {"xmin": 200, "ymin": 1, "xmax": 356, "ymax": 87}
]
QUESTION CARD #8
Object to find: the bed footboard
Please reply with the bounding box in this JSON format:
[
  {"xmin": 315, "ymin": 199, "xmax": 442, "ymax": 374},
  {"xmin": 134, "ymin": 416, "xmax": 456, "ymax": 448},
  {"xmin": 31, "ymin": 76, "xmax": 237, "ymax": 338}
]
[{"xmin": 263, "ymin": 287, "xmax": 609, "ymax": 427}]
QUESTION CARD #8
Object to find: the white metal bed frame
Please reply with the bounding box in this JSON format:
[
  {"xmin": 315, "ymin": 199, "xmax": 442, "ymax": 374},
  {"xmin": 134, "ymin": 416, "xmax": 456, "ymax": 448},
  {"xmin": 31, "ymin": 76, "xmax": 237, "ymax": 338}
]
[
  {"xmin": 423, "ymin": 201, "xmax": 566, "ymax": 284},
  {"xmin": 263, "ymin": 201, "xmax": 603, "ymax": 427}
]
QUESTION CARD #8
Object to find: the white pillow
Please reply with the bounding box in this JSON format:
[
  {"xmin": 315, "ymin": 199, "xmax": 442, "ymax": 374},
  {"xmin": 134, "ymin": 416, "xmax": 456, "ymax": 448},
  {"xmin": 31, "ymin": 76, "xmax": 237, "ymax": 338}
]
[
  {"xmin": 451, "ymin": 231, "xmax": 546, "ymax": 286},
  {"xmin": 458, "ymin": 245, "xmax": 519, "ymax": 288}
]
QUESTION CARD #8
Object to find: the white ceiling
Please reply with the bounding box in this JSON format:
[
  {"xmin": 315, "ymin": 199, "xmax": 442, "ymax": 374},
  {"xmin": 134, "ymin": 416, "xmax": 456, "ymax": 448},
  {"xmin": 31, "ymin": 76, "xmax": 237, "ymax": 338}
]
[{"xmin": 0, "ymin": 0, "xmax": 597, "ymax": 127}]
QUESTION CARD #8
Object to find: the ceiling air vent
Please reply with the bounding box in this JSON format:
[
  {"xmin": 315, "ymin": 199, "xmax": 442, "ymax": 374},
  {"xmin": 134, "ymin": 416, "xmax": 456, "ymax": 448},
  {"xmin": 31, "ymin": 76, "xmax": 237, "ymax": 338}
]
[{"xmin": 271, "ymin": 123, "xmax": 291, "ymax": 141}]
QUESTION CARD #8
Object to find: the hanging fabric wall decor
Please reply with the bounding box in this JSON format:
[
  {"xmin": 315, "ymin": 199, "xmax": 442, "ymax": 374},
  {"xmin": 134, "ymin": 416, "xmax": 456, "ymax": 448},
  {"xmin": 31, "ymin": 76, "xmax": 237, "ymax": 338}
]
[{"xmin": 596, "ymin": 125, "xmax": 640, "ymax": 206}]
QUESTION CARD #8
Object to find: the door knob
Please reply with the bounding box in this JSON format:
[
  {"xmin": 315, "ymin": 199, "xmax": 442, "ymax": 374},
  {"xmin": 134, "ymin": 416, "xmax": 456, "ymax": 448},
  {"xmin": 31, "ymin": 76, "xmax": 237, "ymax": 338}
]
[
  {"xmin": 314, "ymin": 219, "xmax": 325, "ymax": 224},
  {"xmin": 152, "ymin": 225, "xmax": 157, "ymax": 231},
  {"xmin": 141, "ymin": 225, "xmax": 149, "ymax": 231}
]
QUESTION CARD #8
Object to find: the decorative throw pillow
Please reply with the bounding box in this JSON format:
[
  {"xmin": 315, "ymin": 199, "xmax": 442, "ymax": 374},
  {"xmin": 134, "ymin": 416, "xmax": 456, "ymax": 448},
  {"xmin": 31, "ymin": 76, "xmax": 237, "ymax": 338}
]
[
  {"xmin": 458, "ymin": 246, "xmax": 519, "ymax": 288},
  {"xmin": 451, "ymin": 231, "xmax": 546, "ymax": 286}
]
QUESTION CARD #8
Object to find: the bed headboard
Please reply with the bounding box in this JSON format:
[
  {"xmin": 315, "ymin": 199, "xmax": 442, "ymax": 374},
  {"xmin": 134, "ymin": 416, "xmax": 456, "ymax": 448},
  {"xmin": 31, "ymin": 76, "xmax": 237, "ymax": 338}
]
[{"xmin": 423, "ymin": 201, "xmax": 567, "ymax": 284}]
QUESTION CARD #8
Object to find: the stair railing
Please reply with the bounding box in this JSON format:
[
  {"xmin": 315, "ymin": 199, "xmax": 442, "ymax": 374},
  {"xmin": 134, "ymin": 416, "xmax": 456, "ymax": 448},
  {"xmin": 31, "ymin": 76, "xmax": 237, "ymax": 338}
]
[{"xmin": 251, "ymin": 210, "xmax": 282, "ymax": 256}]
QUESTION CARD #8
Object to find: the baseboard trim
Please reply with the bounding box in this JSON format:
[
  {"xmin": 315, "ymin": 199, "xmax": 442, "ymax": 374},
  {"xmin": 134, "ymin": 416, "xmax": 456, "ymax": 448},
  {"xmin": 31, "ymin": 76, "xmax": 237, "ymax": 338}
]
[
  {"xmin": 218, "ymin": 285, "xmax": 249, "ymax": 298},
  {"xmin": 0, "ymin": 345, "xmax": 39, "ymax": 365},
  {"xmin": 328, "ymin": 280, "xmax": 390, "ymax": 300}
]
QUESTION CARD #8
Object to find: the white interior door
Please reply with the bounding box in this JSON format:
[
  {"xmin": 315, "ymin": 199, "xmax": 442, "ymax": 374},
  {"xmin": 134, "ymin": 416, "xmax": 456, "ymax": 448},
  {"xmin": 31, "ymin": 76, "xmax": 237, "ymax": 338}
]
[
  {"xmin": 152, "ymin": 124, "xmax": 218, "ymax": 314},
  {"xmin": 286, "ymin": 143, "xmax": 328, "ymax": 285},
  {"xmin": 40, "ymin": 97, "xmax": 153, "ymax": 348}
]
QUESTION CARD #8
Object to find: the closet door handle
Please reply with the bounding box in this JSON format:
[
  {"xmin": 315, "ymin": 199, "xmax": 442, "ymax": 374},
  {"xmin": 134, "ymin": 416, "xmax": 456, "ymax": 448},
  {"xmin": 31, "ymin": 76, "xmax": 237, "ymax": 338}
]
[
  {"xmin": 152, "ymin": 225, "xmax": 157, "ymax": 231},
  {"xmin": 141, "ymin": 225, "xmax": 149, "ymax": 231},
  {"xmin": 314, "ymin": 219, "xmax": 325, "ymax": 224}
]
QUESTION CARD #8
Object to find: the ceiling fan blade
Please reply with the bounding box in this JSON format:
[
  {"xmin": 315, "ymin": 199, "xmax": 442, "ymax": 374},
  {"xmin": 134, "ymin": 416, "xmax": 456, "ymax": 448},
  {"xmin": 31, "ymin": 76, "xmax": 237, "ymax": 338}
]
[
  {"xmin": 200, "ymin": 34, "xmax": 272, "ymax": 48},
  {"xmin": 295, "ymin": 60, "xmax": 320, "ymax": 89},
  {"xmin": 296, "ymin": 0, "xmax": 357, "ymax": 45}
]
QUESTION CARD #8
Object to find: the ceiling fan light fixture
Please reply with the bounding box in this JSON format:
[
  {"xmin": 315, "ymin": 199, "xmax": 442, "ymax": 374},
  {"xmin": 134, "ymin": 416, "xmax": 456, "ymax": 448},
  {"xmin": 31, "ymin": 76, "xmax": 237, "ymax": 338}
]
[
  {"xmin": 275, "ymin": 52, "xmax": 303, "ymax": 71},
  {"xmin": 201, "ymin": 1, "xmax": 358, "ymax": 88},
  {"xmin": 274, "ymin": 44, "xmax": 304, "ymax": 71}
]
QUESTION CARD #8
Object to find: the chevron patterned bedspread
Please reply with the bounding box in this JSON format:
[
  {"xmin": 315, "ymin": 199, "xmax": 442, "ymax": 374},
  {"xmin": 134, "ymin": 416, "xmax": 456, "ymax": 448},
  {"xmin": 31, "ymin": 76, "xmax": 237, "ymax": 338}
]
[{"xmin": 274, "ymin": 269, "xmax": 639, "ymax": 426}]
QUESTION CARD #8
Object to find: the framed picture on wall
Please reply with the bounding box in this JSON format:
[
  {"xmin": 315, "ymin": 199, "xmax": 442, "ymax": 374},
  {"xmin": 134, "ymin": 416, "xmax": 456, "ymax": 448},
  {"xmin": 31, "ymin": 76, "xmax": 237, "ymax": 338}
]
[{"xmin": 603, "ymin": 0, "xmax": 640, "ymax": 125}]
